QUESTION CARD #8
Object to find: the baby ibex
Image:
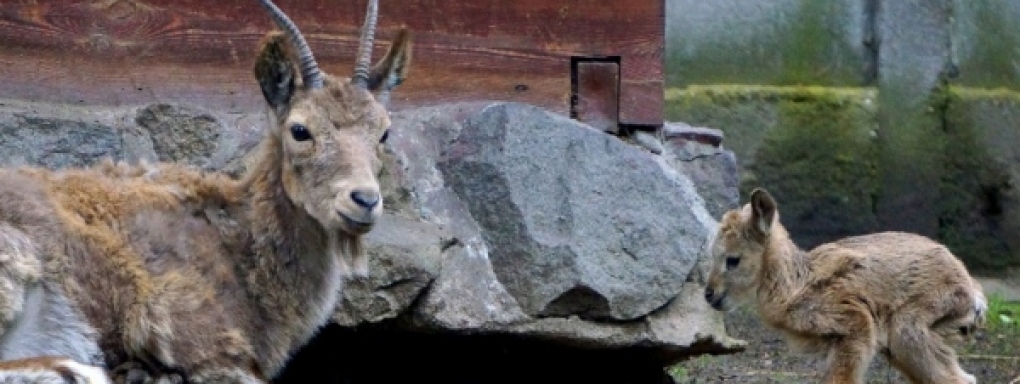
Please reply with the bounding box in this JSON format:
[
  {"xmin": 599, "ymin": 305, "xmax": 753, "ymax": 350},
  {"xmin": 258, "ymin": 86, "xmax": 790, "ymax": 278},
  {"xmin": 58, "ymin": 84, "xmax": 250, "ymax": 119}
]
[
  {"xmin": 0, "ymin": 0, "xmax": 411, "ymax": 382},
  {"xmin": 705, "ymin": 188, "xmax": 987, "ymax": 384}
]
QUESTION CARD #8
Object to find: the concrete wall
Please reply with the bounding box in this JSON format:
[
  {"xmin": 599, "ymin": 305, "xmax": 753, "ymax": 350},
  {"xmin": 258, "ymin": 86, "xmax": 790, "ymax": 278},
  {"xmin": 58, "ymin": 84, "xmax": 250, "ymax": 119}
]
[
  {"xmin": 666, "ymin": 0, "xmax": 873, "ymax": 87},
  {"xmin": 666, "ymin": 0, "xmax": 1020, "ymax": 90},
  {"xmin": 665, "ymin": 0, "xmax": 1020, "ymax": 272}
]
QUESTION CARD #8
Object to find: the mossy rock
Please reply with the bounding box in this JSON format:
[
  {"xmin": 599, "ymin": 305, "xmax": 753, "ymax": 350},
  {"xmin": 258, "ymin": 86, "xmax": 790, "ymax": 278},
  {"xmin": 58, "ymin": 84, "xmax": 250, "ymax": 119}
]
[
  {"xmin": 941, "ymin": 86, "xmax": 1020, "ymax": 272},
  {"xmin": 665, "ymin": 85, "xmax": 880, "ymax": 249}
]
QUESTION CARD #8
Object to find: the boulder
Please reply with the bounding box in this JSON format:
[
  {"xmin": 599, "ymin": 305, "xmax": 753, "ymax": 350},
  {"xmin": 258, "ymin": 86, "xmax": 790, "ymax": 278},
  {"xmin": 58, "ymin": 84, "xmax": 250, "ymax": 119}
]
[
  {"xmin": 378, "ymin": 101, "xmax": 741, "ymax": 351},
  {"xmin": 661, "ymin": 122, "xmax": 740, "ymax": 219}
]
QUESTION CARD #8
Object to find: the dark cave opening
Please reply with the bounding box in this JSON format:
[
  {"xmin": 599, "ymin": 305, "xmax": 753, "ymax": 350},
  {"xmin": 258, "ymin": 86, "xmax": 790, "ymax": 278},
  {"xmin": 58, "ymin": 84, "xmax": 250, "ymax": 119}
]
[{"xmin": 273, "ymin": 321, "xmax": 680, "ymax": 384}]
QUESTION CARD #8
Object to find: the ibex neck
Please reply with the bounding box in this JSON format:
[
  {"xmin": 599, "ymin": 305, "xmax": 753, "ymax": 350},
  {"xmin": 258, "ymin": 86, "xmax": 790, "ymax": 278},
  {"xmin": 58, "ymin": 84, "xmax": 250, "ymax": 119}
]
[
  {"xmin": 756, "ymin": 226, "xmax": 811, "ymax": 314},
  {"xmin": 237, "ymin": 134, "xmax": 344, "ymax": 376}
]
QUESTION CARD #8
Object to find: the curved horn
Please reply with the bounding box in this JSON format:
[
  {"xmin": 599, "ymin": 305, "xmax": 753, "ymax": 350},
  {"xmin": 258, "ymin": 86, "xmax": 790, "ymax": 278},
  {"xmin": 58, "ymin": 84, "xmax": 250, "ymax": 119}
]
[
  {"xmin": 351, "ymin": 0, "xmax": 379, "ymax": 89},
  {"xmin": 258, "ymin": 0, "xmax": 324, "ymax": 89}
]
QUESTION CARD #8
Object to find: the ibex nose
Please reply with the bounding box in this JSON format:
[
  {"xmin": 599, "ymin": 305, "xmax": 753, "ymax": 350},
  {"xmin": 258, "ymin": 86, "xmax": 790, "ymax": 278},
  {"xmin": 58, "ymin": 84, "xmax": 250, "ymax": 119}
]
[
  {"xmin": 704, "ymin": 287, "xmax": 715, "ymax": 302},
  {"xmin": 350, "ymin": 189, "xmax": 380, "ymax": 210}
]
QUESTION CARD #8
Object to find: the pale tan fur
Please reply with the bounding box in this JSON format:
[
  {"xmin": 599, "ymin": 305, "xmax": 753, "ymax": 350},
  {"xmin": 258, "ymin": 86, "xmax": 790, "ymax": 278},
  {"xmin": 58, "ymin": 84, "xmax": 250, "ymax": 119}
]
[
  {"xmin": 704, "ymin": 188, "xmax": 987, "ymax": 384},
  {"xmin": 0, "ymin": 1, "xmax": 412, "ymax": 383}
]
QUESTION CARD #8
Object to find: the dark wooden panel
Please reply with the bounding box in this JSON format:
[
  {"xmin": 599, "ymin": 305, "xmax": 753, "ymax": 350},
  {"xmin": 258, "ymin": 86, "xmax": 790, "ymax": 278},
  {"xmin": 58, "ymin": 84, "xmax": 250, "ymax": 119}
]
[
  {"xmin": 0, "ymin": 0, "xmax": 663, "ymax": 124},
  {"xmin": 574, "ymin": 61, "xmax": 619, "ymax": 133}
]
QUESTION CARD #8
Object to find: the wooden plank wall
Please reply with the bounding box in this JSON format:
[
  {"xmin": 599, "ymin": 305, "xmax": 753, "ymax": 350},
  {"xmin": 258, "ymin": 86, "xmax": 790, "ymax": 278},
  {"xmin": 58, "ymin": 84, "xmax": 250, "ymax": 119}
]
[{"xmin": 0, "ymin": 0, "xmax": 664, "ymax": 126}]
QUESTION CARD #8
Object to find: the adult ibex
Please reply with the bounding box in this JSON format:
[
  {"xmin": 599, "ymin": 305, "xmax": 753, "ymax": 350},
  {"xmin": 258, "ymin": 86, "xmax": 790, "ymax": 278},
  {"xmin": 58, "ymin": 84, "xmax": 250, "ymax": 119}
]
[
  {"xmin": 705, "ymin": 188, "xmax": 987, "ymax": 384},
  {"xmin": 0, "ymin": 0, "xmax": 411, "ymax": 382}
]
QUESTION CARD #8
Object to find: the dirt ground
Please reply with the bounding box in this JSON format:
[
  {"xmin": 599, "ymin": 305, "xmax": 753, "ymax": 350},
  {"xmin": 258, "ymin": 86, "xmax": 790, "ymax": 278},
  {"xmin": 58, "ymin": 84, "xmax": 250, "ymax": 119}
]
[{"xmin": 670, "ymin": 277, "xmax": 1020, "ymax": 384}]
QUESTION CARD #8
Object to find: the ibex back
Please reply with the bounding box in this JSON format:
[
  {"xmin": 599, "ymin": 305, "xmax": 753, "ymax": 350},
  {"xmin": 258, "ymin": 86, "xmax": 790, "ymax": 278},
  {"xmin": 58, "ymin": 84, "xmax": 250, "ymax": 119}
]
[
  {"xmin": 0, "ymin": 0, "xmax": 411, "ymax": 382},
  {"xmin": 704, "ymin": 188, "xmax": 987, "ymax": 384}
]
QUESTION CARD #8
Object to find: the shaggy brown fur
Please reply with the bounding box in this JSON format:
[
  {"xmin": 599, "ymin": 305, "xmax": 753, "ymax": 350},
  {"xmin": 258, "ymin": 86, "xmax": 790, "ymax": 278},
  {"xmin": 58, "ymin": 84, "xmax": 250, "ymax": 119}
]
[
  {"xmin": 0, "ymin": 1, "xmax": 412, "ymax": 383},
  {"xmin": 704, "ymin": 188, "xmax": 987, "ymax": 384}
]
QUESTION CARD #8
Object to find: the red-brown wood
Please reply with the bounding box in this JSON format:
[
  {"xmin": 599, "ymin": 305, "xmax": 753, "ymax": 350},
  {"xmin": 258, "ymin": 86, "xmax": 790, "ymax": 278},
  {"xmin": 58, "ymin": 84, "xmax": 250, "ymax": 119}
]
[
  {"xmin": 574, "ymin": 61, "xmax": 619, "ymax": 133},
  {"xmin": 0, "ymin": 0, "xmax": 663, "ymax": 125}
]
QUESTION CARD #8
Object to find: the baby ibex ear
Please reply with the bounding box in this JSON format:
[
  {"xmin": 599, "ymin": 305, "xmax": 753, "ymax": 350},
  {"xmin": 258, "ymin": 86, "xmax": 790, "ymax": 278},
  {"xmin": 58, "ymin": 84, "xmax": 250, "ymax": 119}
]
[
  {"xmin": 367, "ymin": 28, "xmax": 413, "ymax": 107},
  {"xmin": 254, "ymin": 32, "xmax": 297, "ymax": 117},
  {"xmin": 749, "ymin": 188, "xmax": 777, "ymax": 239}
]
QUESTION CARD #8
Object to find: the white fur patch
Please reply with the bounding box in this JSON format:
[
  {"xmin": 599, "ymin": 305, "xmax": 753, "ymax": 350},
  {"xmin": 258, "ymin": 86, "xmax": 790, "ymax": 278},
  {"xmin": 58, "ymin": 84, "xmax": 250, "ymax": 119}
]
[
  {"xmin": 352, "ymin": 253, "xmax": 369, "ymax": 278},
  {"xmin": 0, "ymin": 369, "xmax": 70, "ymax": 384},
  {"xmin": 973, "ymin": 290, "xmax": 988, "ymax": 320},
  {"xmin": 58, "ymin": 360, "xmax": 113, "ymax": 384}
]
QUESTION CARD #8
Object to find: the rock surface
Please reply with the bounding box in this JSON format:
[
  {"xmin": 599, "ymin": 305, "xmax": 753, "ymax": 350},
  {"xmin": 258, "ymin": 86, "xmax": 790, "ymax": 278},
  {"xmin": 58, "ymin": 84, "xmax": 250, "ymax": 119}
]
[
  {"xmin": 334, "ymin": 214, "xmax": 448, "ymax": 327},
  {"xmin": 377, "ymin": 101, "xmax": 741, "ymax": 353},
  {"xmin": 661, "ymin": 122, "xmax": 740, "ymax": 219},
  {"xmin": 0, "ymin": 100, "xmax": 264, "ymax": 174}
]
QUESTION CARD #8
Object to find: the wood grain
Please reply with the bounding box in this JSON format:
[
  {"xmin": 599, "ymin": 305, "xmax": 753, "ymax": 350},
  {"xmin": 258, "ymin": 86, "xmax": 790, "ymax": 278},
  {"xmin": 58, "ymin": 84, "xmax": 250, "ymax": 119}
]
[{"xmin": 0, "ymin": 0, "xmax": 663, "ymax": 125}]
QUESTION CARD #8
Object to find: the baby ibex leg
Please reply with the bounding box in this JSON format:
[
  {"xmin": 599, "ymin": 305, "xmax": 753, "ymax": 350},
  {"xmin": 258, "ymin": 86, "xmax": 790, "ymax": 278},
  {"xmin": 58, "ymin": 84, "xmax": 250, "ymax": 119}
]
[
  {"xmin": 822, "ymin": 336, "xmax": 877, "ymax": 384},
  {"xmin": 887, "ymin": 315, "xmax": 977, "ymax": 384},
  {"xmin": 789, "ymin": 300, "xmax": 877, "ymax": 384}
]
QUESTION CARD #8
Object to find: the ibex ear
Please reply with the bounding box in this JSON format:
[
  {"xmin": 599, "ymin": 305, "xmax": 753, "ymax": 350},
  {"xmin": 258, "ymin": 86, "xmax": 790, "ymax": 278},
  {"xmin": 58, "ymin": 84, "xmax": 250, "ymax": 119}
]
[
  {"xmin": 367, "ymin": 28, "xmax": 412, "ymax": 105},
  {"xmin": 254, "ymin": 32, "xmax": 297, "ymax": 117},
  {"xmin": 748, "ymin": 188, "xmax": 777, "ymax": 239}
]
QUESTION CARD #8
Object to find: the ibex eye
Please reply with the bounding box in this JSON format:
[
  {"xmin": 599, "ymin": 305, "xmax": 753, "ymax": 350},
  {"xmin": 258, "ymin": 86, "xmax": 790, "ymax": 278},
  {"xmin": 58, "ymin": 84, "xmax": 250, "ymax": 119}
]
[
  {"xmin": 379, "ymin": 129, "xmax": 390, "ymax": 144},
  {"xmin": 290, "ymin": 124, "xmax": 312, "ymax": 142},
  {"xmin": 725, "ymin": 256, "xmax": 741, "ymax": 270}
]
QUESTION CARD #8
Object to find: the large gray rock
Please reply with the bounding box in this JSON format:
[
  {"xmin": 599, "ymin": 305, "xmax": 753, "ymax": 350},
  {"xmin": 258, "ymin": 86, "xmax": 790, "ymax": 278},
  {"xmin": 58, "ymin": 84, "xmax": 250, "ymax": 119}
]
[
  {"xmin": 380, "ymin": 101, "xmax": 742, "ymax": 353},
  {"xmin": 385, "ymin": 102, "xmax": 713, "ymax": 322}
]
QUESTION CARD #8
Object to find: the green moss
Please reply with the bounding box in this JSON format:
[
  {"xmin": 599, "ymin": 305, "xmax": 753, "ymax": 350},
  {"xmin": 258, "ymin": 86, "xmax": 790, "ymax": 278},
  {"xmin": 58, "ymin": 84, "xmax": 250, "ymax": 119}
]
[
  {"xmin": 666, "ymin": 84, "xmax": 1020, "ymax": 268},
  {"xmin": 665, "ymin": 85, "xmax": 880, "ymax": 248},
  {"xmin": 939, "ymin": 85, "xmax": 1020, "ymax": 272},
  {"xmin": 947, "ymin": 86, "xmax": 1020, "ymax": 103},
  {"xmin": 665, "ymin": 85, "xmax": 876, "ymax": 164}
]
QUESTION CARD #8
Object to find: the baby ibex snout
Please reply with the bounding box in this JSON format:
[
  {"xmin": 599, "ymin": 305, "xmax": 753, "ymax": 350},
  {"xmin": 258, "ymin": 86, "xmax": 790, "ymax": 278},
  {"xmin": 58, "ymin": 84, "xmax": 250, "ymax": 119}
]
[{"xmin": 703, "ymin": 285, "xmax": 725, "ymax": 310}]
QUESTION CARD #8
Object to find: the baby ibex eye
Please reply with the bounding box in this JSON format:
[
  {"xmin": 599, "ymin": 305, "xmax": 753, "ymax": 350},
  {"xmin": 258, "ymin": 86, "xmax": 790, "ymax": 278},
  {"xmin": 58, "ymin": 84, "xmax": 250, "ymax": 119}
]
[
  {"xmin": 290, "ymin": 124, "xmax": 312, "ymax": 142},
  {"xmin": 725, "ymin": 256, "xmax": 741, "ymax": 270}
]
